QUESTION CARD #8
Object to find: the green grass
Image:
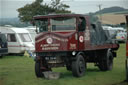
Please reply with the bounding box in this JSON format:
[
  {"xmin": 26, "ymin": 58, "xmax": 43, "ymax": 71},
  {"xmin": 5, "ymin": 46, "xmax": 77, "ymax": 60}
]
[{"xmin": 0, "ymin": 44, "xmax": 128, "ymax": 85}]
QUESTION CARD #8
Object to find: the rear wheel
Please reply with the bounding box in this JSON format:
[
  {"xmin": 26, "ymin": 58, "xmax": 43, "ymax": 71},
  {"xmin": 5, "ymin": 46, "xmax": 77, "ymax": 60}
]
[
  {"xmin": 0, "ymin": 54, "xmax": 3, "ymax": 59},
  {"xmin": 72, "ymin": 55, "xmax": 86, "ymax": 77},
  {"xmin": 35, "ymin": 61, "xmax": 51, "ymax": 78},
  {"xmin": 66, "ymin": 65, "xmax": 72, "ymax": 71},
  {"xmin": 98, "ymin": 50, "xmax": 113, "ymax": 71}
]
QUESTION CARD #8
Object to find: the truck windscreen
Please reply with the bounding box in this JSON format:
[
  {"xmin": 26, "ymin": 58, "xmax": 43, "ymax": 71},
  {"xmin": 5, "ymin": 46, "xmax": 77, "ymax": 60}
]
[
  {"xmin": 51, "ymin": 17, "xmax": 76, "ymax": 31},
  {"xmin": 35, "ymin": 19, "xmax": 48, "ymax": 32}
]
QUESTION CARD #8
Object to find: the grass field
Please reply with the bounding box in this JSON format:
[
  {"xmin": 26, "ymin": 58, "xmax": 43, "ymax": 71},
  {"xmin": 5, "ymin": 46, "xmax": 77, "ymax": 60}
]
[{"xmin": 0, "ymin": 44, "xmax": 128, "ymax": 85}]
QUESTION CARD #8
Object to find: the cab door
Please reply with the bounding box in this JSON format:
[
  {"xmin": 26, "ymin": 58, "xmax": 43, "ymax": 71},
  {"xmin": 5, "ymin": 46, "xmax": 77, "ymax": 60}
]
[{"xmin": 78, "ymin": 17, "xmax": 86, "ymax": 50}]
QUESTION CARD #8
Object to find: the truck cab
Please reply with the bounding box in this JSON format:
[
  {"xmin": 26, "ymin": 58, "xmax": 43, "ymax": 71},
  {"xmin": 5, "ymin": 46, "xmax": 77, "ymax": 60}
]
[
  {"xmin": 33, "ymin": 14, "xmax": 119, "ymax": 77},
  {"xmin": 35, "ymin": 14, "xmax": 86, "ymax": 52}
]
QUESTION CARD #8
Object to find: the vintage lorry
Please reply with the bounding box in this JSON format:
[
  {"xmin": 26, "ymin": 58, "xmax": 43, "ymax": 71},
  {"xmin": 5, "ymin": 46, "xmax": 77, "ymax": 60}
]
[
  {"xmin": 126, "ymin": 15, "xmax": 128, "ymax": 81},
  {"xmin": 33, "ymin": 14, "xmax": 119, "ymax": 77}
]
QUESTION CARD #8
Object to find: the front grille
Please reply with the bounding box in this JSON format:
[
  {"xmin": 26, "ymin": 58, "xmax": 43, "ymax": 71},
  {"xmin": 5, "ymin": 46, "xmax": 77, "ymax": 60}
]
[{"xmin": 36, "ymin": 52, "xmax": 68, "ymax": 57}]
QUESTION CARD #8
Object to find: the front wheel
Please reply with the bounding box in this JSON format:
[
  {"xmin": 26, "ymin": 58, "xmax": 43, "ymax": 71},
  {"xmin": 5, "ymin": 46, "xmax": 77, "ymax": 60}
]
[
  {"xmin": 35, "ymin": 61, "xmax": 52, "ymax": 78},
  {"xmin": 66, "ymin": 65, "xmax": 72, "ymax": 71},
  {"xmin": 72, "ymin": 55, "xmax": 86, "ymax": 77},
  {"xmin": 35, "ymin": 62, "xmax": 43, "ymax": 77},
  {"xmin": 0, "ymin": 54, "xmax": 3, "ymax": 59}
]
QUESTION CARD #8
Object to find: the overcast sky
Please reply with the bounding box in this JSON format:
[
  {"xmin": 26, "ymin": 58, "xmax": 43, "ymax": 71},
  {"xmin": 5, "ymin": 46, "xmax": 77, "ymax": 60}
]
[{"xmin": 0, "ymin": 0, "xmax": 128, "ymax": 18}]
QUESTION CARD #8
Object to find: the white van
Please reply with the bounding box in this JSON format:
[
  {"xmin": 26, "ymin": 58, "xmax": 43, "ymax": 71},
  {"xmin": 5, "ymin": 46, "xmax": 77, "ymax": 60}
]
[
  {"xmin": 102, "ymin": 26, "xmax": 127, "ymax": 43},
  {"xmin": 0, "ymin": 26, "xmax": 35, "ymax": 54},
  {"xmin": 102, "ymin": 26, "xmax": 117, "ymax": 39}
]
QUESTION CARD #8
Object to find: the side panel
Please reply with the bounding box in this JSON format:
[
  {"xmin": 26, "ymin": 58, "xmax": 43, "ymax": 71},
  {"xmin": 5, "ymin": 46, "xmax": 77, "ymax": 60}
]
[
  {"xmin": 78, "ymin": 16, "xmax": 90, "ymax": 50},
  {"xmin": 35, "ymin": 32, "xmax": 78, "ymax": 52},
  {"xmin": 78, "ymin": 32, "xmax": 85, "ymax": 50}
]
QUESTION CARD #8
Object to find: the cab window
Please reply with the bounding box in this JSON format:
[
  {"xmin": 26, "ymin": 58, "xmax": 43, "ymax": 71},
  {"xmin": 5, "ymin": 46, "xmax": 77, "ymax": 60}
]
[
  {"xmin": 35, "ymin": 19, "xmax": 48, "ymax": 33},
  {"xmin": 51, "ymin": 17, "xmax": 76, "ymax": 31}
]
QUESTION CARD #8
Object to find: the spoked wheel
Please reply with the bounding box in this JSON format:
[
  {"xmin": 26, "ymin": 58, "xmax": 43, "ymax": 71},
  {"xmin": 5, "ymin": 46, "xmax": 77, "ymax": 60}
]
[
  {"xmin": 98, "ymin": 49, "xmax": 113, "ymax": 71},
  {"xmin": 72, "ymin": 55, "xmax": 86, "ymax": 77}
]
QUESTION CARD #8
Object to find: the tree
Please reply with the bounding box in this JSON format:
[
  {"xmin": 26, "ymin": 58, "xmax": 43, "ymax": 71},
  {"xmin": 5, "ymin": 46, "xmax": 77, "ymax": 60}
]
[
  {"xmin": 51, "ymin": 0, "xmax": 69, "ymax": 10},
  {"xmin": 50, "ymin": 0, "xmax": 70, "ymax": 13},
  {"xmin": 17, "ymin": 0, "xmax": 71, "ymax": 22}
]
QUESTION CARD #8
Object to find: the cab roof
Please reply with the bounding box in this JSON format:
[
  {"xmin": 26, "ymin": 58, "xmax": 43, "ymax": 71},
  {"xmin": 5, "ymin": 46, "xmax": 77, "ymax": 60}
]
[{"xmin": 33, "ymin": 14, "xmax": 88, "ymax": 19}]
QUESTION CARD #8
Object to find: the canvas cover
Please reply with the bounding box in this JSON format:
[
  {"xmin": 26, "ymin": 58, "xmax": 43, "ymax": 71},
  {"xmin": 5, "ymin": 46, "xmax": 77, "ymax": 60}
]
[{"xmin": 89, "ymin": 15, "xmax": 114, "ymax": 45}]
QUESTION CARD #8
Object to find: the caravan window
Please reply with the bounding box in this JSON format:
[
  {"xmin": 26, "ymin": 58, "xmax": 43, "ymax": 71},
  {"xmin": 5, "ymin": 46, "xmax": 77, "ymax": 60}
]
[
  {"xmin": 7, "ymin": 34, "xmax": 17, "ymax": 42},
  {"xmin": 19, "ymin": 33, "xmax": 32, "ymax": 42}
]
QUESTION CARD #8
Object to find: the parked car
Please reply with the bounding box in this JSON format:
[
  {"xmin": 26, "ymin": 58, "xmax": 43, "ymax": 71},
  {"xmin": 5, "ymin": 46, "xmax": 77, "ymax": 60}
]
[
  {"xmin": 0, "ymin": 26, "xmax": 35, "ymax": 54},
  {"xmin": 102, "ymin": 26, "xmax": 127, "ymax": 43},
  {"xmin": 0, "ymin": 33, "xmax": 8, "ymax": 58},
  {"xmin": 102, "ymin": 26, "xmax": 117, "ymax": 40},
  {"xmin": 116, "ymin": 32, "xmax": 127, "ymax": 43}
]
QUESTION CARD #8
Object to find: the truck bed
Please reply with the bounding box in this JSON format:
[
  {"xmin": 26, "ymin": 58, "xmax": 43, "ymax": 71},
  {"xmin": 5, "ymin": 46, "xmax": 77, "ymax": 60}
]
[{"xmin": 85, "ymin": 43, "xmax": 119, "ymax": 51}]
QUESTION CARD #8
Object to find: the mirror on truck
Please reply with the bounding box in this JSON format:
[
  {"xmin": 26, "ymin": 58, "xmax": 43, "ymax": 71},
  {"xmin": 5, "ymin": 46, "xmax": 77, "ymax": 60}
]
[{"xmin": 91, "ymin": 24, "xmax": 96, "ymax": 29}]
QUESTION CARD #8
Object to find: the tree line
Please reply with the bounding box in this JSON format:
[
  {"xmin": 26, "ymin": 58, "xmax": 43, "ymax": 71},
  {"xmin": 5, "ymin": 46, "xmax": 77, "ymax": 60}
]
[{"xmin": 17, "ymin": 0, "xmax": 71, "ymax": 23}]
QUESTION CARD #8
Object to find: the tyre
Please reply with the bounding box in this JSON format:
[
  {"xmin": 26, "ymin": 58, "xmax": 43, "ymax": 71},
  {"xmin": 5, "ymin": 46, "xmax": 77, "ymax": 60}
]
[
  {"xmin": 66, "ymin": 65, "xmax": 72, "ymax": 71},
  {"xmin": 126, "ymin": 59, "xmax": 128, "ymax": 82},
  {"xmin": 0, "ymin": 55, "xmax": 3, "ymax": 59},
  {"xmin": 35, "ymin": 62, "xmax": 43, "ymax": 77},
  {"xmin": 98, "ymin": 50, "xmax": 113, "ymax": 71},
  {"xmin": 72, "ymin": 55, "xmax": 86, "ymax": 77}
]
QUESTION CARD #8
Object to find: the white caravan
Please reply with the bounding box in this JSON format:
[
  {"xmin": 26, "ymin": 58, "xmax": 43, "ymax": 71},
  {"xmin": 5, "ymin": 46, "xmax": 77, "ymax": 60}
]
[
  {"xmin": 24, "ymin": 26, "xmax": 37, "ymax": 42},
  {"xmin": 0, "ymin": 26, "xmax": 35, "ymax": 54}
]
